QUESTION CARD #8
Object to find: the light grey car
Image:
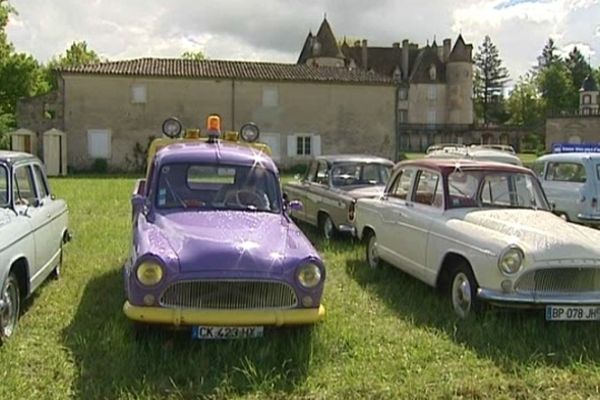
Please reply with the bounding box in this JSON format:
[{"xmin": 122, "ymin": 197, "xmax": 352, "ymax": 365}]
[{"xmin": 283, "ymin": 155, "xmax": 393, "ymax": 239}]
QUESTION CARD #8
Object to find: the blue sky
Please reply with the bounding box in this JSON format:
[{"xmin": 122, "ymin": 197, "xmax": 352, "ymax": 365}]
[{"xmin": 6, "ymin": 0, "xmax": 600, "ymax": 82}]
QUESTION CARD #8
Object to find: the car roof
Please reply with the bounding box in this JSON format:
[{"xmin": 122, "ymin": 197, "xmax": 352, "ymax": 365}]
[
  {"xmin": 0, "ymin": 151, "xmax": 38, "ymax": 165},
  {"xmin": 536, "ymin": 152, "xmax": 600, "ymax": 162},
  {"xmin": 315, "ymin": 154, "xmax": 394, "ymax": 165},
  {"xmin": 396, "ymin": 158, "xmax": 532, "ymax": 174},
  {"xmin": 154, "ymin": 140, "xmax": 279, "ymax": 172}
]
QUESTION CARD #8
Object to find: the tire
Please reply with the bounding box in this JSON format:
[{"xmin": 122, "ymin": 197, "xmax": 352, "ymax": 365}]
[
  {"xmin": 365, "ymin": 231, "xmax": 381, "ymax": 269},
  {"xmin": 0, "ymin": 273, "xmax": 21, "ymax": 342},
  {"xmin": 52, "ymin": 243, "xmax": 63, "ymax": 280},
  {"xmin": 449, "ymin": 262, "xmax": 481, "ymax": 319},
  {"xmin": 321, "ymin": 215, "xmax": 336, "ymax": 240}
]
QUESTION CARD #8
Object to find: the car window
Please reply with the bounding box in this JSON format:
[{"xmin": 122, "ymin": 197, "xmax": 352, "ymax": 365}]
[
  {"xmin": 14, "ymin": 165, "xmax": 37, "ymax": 206},
  {"xmin": 305, "ymin": 161, "xmax": 318, "ymax": 182},
  {"xmin": 546, "ymin": 162, "xmax": 586, "ymax": 183},
  {"xmin": 0, "ymin": 165, "xmax": 7, "ymax": 207},
  {"xmin": 596, "ymin": 164, "xmax": 600, "ymax": 180},
  {"xmin": 157, "ymin": 163, "xmax": 281, "ymax": 213},
  {"xmin": 33, "ymin": 165, "xmax": 50, "ymax": 198},
  {"xmin": 531, "ymin": 162, "xmax": 545, "ymax": 178},
  {"xmin": 388, "ymin": 168, "xmax": 414, "ymax": 200},
  {"xmin": 315, "ymin": 161, "xmax": 329, "ymax": 185},
  {"xmin": 413, "ymin": 170, "xmax": 442, "ymax": 207},
  {"xmin": 448, "ymin": 171, "xmax": 479, "ymax": 207},
  {"xmin": 480, "ymin": 173, "xmax": 543, "ymax": 208}
]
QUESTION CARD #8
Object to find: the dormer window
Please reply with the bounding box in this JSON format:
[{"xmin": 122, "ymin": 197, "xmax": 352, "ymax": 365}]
[
  {"xmin": 312, "ymin": 41, "xmax": 321, "ymax": 56},
  {"xmin": 429, "ymin": 64, "xmax": 437, "ymax": 81},
  {"xmin": 583, "ymin": 94, "xmax": 591, "ymax": 105}
]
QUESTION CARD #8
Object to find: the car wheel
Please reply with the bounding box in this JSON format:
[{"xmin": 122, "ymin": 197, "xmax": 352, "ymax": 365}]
[
  {"xmin": 321, "ymin": 215, "xmax": 336, "ymax": 240},
  {"xmin": 0, "ymin": 273, "xmax": 21, "ymax": 342},
  {"xmin": 449, "ymin": 263, "xmax": 481, "ymax": 319},
  {"xmin": 366, "ymin": 232, "xmax": 381, "ymax": 269},
  {"xmin": 52, "ymin": 242, "xmax": 63, "ymax": 280}
]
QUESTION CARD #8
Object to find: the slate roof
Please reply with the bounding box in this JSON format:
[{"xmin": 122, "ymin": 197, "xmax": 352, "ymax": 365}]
[
  {"xmin": 297, "ymin": 18, "xmax": 345, "ymax": 63},
  {"xmin": 58, "ymin": 58, "xmax": 394, "ymax": 85},
  {"xmin": 581, "ymin": 74, "xmax": 598, "ymax": 92}
]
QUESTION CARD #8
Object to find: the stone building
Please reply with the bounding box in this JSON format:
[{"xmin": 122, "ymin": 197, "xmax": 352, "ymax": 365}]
[{"xmin": 546, "ymin": 74, "xmax": 600, "ymax": 148}]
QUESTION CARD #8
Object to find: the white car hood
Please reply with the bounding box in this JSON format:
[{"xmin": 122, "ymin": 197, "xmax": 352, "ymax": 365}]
[{"xmin": 460, "ymin": 209, "xmax": 600, "ymax": 261}]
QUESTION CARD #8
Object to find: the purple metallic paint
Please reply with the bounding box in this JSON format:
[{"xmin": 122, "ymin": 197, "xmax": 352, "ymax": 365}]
[{"xmin": 127, "ymin": 141, "xmax": 325, "ymax": 310}]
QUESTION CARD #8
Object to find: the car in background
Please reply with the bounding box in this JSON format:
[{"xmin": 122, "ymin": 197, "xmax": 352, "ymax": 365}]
[
  {"xmin": 124, "ymin": 116, "xmax": 326, "ymax": 339},
  {"xmin": 0, "ymin": 151, "xmax": 70, "ymax": 342},
  {"xmin": 355, "ymin": 158, "xmax": 600, "ymax": 320},
  {"xmin": 425, "ymin": 144, "xmax": 522, "ymax": 166},
  {"xmin": 283, "ymin": 155, "xmax": 394, "ymax": 239},
  {"xmin": 532, "ymin": 152, "xmax": 600, "ymax": 225}
]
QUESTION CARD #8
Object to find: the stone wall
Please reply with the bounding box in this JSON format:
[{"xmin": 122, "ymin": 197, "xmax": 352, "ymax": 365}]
[{"xmin": 546, "ymin": 115, "xmax": 600, "ymax": 148}]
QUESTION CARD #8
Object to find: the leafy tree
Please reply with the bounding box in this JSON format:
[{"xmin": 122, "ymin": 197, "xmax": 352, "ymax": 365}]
[
  {"xmin": 473, "ymin": 35, "xmax": 510, "ymax": 125},
  {"xmin": 181, "ymin": 50, "xmax": 206, "ymax": 61},
  {"xmin": 507, "ymin": 73, "xmax": 543, "ymax": 126},
  {"xmin": 45, "ymin": 41, "xmax": 101, "ymax": 88},
  {"xmin": 537, "ymin": 62, "xmax": 577, "ymax": 115},
  {"xmin": 0, "ymin": 0, "xmax": 14, "ymax": 58},
  {"xmin": 536, "ymin": 38, "xmax": 562, "ymax": 70},
  {"xmin": 566, "ymin": 46, "xmax": 591, "ymax": 94}
]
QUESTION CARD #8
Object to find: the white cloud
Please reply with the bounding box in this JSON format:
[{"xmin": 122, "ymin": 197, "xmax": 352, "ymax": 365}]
[{"xmin": 5, "ymin": 0, "xmax": 600, "ymax": 81}]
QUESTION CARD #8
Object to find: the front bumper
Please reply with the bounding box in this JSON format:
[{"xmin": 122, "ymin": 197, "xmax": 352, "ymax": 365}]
[
  {"xmin": 478, "ymin": 288, "xmax": 600, "ymax": 306},
  {"xmin": 123, "ymin": 302, "xmax": 326, "ymax": 326}
]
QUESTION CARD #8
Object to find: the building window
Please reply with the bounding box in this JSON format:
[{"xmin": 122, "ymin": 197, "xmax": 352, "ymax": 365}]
[
  {"xmin": 287, "ymin": 134, "xmax": 321, "ymax": 157},
  {"xmin": 398, "ymin": 110, "xmax": 408, "ymax": 123},
  {"xmin": 427, "ymin": 110, "xmax": 437, "ymax": 125},
  {"xmin": 429, "ymin": 64, "xmax": 437, "ymax": 81},
  {"xmin": 131, "ymin": 84, "xmax": 147, "ymax": 103},
  {"xmin": 297, "ymin": 136, "xmax": 311, "ymax": 155},
  {"xmin": 398, "ymin": 87, "xmax": 408, "ymax": 100},
  {"xmin": 427, "ymin": 85, "xmax": 437, "ymax": 100},
  {"xmin": 262, "ymin": 86, "xmax": 278, "ymax": 107},
  {"xmin": 87, "ymin": 129, "xmax": 111, "ymax": 159},
  {"xmin": 583, "ymin": 94, "xmax": 591, "ymax": 105}
]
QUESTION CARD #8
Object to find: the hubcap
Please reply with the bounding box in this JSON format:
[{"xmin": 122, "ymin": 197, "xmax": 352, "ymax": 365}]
[
  {"xmin": 452, "ymin": 272, "xmax": 471, "ymax": 318},
  {"xmin": 323, "ymin": 217, "xmax": 334, "ymax": 239},
  {"xmin": 368, "ymin": 236, "xmax": 379, "ymax": 268},
  {"xmin": 1, "ymin": 280, "xmax": 18, "ymax": 338}
]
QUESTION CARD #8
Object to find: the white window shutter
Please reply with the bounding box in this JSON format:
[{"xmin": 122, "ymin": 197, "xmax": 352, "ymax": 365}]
[
  {"xmin": 312, "ymin": 135, "xmax": 321, "ymax": 156},
  {"xmin": 287, "ymin": 135, "xmax": 296, "ymax": 156}
]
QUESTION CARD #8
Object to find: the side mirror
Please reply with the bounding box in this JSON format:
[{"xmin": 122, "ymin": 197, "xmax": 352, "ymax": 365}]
[
  {"xmin": 132, "ymin": 194, "xmax": 148, "ymax": 220},
  {"xmin": 288, "ymin": 200, "xmax": 303, "ymax": 211}
]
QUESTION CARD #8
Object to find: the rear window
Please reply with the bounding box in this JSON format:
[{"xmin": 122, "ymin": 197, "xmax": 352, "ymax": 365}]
[{"xmin": 546, "ymin": 162, "xmax": 586, "ymax": 183}]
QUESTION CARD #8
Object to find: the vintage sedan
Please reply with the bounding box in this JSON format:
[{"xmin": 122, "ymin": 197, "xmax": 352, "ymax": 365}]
[
  {"xmin": 355, "ymin": 158, "xmax": 600, "ymax": 320},
  {"xmin": 284, "ymin": 155, "xmax": 393, "ymax": 239},
  {"xmin": 124, "ymin": 117, "xmax": 326, "ymax": 338},
  {"xmin": 0, "ymin": 151, "xmax": 69, "ymax": 342}
]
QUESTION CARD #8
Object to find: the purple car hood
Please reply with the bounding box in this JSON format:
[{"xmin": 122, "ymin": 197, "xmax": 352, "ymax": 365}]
[{"xmin": 153, "ymin": 211, "xmax": 303, "ymax": 274}]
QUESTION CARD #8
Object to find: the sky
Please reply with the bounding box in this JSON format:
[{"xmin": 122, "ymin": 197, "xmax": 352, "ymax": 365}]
[{"xmin": 5, "ymin": 0, "xmax": 600, "ymax": 83}]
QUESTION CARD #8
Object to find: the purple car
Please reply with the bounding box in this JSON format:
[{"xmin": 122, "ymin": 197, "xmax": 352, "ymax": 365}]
[{"xmin": 123, "ymin": 121, "xmax": 326, "ymax": 339}]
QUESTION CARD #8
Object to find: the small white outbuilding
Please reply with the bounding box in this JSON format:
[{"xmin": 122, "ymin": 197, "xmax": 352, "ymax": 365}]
[
  {"xmin": 42, "ymin": 128, "xmax": 67, "ymax": 176},
  {"xmin": 9, "ymin": 128, "xmax": 37, "ymax": 155}
]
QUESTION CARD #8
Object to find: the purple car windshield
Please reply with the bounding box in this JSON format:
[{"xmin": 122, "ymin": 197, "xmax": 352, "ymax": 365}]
[
  {"xmin": 156, "ymin": 163, "xmax": 282, "ymax": 213},
  {"xmin": 0, "ymin": 165, "xmax": 7, "ymax": 207},
  {"xmin": 447, "ymin": 170, "xmax": 549, "ymax": 210}
]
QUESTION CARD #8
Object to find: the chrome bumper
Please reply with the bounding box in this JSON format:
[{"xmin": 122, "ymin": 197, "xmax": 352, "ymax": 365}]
[{"xmin": 478, "ymin": 288, "xmax": 600, "ymax": 306}]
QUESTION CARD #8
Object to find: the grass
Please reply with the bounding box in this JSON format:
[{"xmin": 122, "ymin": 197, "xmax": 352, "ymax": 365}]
[{"xmin": 1, "ymin": 176, "xmax": 600, "ymax": 399}]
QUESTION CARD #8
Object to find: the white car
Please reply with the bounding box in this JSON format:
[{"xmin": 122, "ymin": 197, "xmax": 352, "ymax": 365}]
[
  {"xmin": 425, "ymin": 144, "xmax": 522, "ymax": 166},
  {"xmin": 532, "ymin": 152, "xmax": 600, "ymax": 226},
  {"xmin": 0, "ymin": 151, "xmax": 70, "ymax": 342},
  {"xmin": 355, "ymin": 158, "xmax": 600, "ymax": 320}
]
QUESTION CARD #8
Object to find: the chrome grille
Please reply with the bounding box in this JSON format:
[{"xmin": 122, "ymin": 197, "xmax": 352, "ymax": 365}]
[
  {"xmin": 159, "ymin": 280, "xmax": 298, "ymax": 309},
  {"xmin": 515, "ymin": 268, "xmax": 600, "ymax": 294}
]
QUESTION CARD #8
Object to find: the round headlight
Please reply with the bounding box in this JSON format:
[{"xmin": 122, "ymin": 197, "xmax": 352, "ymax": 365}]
[
  {"xmin": 240, "ymin": 123, "xmax": 260, "ymax": 142},
  {"xmin": 162, "ymin": 117, "xmax": 182, "ymax": 138},
  {"xmin": 136, "ymin": 260, "xmax": 164, "ymax": 286},
  {"xmin": 296, "ymin": 263, "xmax": 322, "ymax": 289},
  {"xmin": 498, "ymin": 247, "xmax": 524, "ymax": 275}
]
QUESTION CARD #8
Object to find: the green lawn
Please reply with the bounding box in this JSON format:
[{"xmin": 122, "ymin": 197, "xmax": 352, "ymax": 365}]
[{"xmin": 1, "ymin": 176, "xmax": 599, "ymax": 399}]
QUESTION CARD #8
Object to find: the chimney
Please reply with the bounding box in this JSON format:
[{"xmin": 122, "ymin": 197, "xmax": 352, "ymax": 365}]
[
  {"xmin": 361, "ymin": 39, "xmax": 368, "ymax": 69},
  {"xmin": 443, "ymin": 38, "xmax": 451, "ymax": 62},
  {"xmin": 354, "ymin": 40, "xmax": 360, "ymax": 47},
  {"xmin": 402, "ymin": 39, "xmax": 409, "ymax": 80},
  {"xmin": 392, "ymin": 42, "xmax": 400, "ymax": 49}
]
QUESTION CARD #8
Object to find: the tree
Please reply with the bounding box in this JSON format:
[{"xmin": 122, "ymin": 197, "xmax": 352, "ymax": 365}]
[
  {"xmin": 537, "ymin": 62, "xmax": 577, "ymax": 115},
  {"xmin": 566, "ymin": 46, "xmax": 591, "ymax": 96},
  {"xmin": 45, "ymin": 41, "xmax": 101, "ymax": 89},
  {"xmin": 507, "ymin": 73, "xmax": 543, "ymax": 126},
  {"xmin": 181, "ymin": 50, "xmax": 206, "ymax": 61},
  {"xmin": 473, "ymin": 35, "xmax": 510, "ymax": 125},
  {"xmin": 536, "ymin": 38, "xmax": 562, "ymax": 70}
]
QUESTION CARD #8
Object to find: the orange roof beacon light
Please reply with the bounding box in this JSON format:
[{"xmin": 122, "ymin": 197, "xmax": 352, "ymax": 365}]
[{"xmin": 206, "ymin": 114, "xmax": 221, "ymax": 143}]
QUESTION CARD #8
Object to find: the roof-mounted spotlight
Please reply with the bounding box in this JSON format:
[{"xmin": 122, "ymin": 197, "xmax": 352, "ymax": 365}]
[
  {"xmin": 240, "ymin": 122, "xmax": 260, "ymax": 143},
  {"xmin": 162, "ymin": 117, "xmax": 183, "ymax": 138}
]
